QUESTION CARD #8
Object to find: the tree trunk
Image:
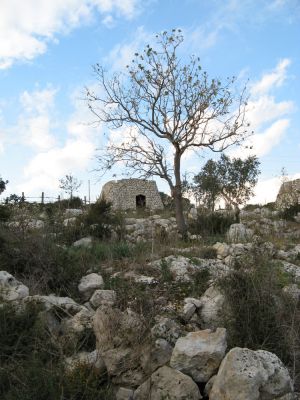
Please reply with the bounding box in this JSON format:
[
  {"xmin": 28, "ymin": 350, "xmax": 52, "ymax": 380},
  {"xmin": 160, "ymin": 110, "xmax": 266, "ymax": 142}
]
[{"xmin": 173, "ymin": 151, "xmax": 188, "ymax": 239}]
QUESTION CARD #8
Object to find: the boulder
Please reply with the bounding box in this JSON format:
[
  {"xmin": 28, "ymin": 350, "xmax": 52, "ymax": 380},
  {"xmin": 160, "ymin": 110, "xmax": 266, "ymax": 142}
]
[
  {"xmin": 133, "ymin": 366, "xmax": 202, "ymax": 400},
  {"xmin": 0, "ymin": 271, "xmax": 29, "ymax": 301},
  {"xmin": 63, "ymin": 217, "xmax": 77, "ymax": 226},
  {"xmin": 116, "ymin": 387, "xmax": 134, "ymax": 400},
  {"xmin": 65, "ymin": 208, "xmax": 83, "ymax": 217},
  {"xmin": 198, "ymin": 286, "xmax": 225, "ymax": 329},
  {"xmin": 141, "ymin": 338, "xmax": 173, "ymax": 374},
  {"xmin": 65, "ymin": 350, "xmax": 106, "ymax": 373},
  {"xmin": 227, "ymin": 223, "xmax": 254, "ymax": 243},
  {"xmin": 27, "ymin": 294, "xmax": 83, "ymax": 314},
  {"xmin": 78, "ymin": 273, "xmax": 104, "ymax": 300},
  {"xmin": 151, "ymin": 317, "xmax": 185, "ymax": 345},
  {"xmin": 170, "ymin": 328, "xmax": 227, "ymax": 383},
  {"xmin": 73, "ymin": 236, "xmax": 92, "ymax": 248},
  {"xmin": 90, "ymin": 289, "xmax": 116, "ymax": 308},
  {"xmin": 209, "ymin": 347, "xmax": 293, "ymax": 400}
]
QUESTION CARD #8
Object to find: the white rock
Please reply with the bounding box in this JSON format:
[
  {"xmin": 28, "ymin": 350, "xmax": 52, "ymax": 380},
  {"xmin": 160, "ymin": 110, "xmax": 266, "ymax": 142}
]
[
  {"xmin": 133, "ymin": 366, "xmax": 202, "ymax": 400},
  {"xmin": 0, "ymin": 271, "xmax": 29, "ymax": 301},
  {"xmin": 184, "ymin": 297, "xmax": 202, "ymax": 308},
  {"xmin": 27, "ymin": 294, "xmax": 83, "ymax": 313},
  {"xmin": 78, "ymin": 273, "xmax": 104, "ymax": 300},
  {"xmin": 182, "ymin": 303, "xmax": 196, "ymax": 321},
  {"xmin": 73, "ymin": 236, "xmax": 92, "ymax": 248},
  {"xmin": 151, "ymin": 317, "xmax": 185, "ymax": 345},
  {"xmin": 198, "ymin": 286, "xmax": 225, "ymax": 329},
  {"xmin": 283, "ymin": 284, "xmax": 300, "ymax": 302},
  {"xmin": 65, "ymin": 350, "xmax": 105, "ymax": 373},
  {"xmin": 64, "ymin": 208, "xmax": 83, "ymax": 217},
  {"xmin": 63, "ymin": 217, "xmax": 77, "ymax": 226},
  {"xmin": 209, "ymin": 347, "xmax": 293, "ymax": 400},
  {"xmin": 116, "ymin": 387, "xmax": 134, "ymax": 400},
  {"xmin": 170, "ymin": 328, "xmax": 227, "ymax": 383},
  {"xmin": 90, "ymin": 289, "xmax": 116, "ymax": 308},
  {"xmin": 27, "ymin": 219, "xmax": 45, "ymax": 229},
  {"xmin": 227, "ymin": 223, "xmax": 254, "ymax": 243}
]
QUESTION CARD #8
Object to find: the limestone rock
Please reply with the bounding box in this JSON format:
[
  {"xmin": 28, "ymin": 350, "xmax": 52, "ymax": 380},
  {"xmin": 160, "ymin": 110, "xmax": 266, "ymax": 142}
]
[
  {"xmin": 63, "ymin": 217, "xmax": 77, "ymax": 226},
  {"xmin": 198, "ymin": 286, "xmax": 225, "ymax": 329},
  {"xmin": 64, "ymin": 208, "xmax": 83, "ymax": 217},
  {"xmin": 141, "ymin": 338, "xmax": 173, "ymax": 374},
  {"xmin": 116, "ymin": 387, "xmax": 134, "ymax": 400},
  {"xmin": 151, "ymin": 317, "xmax": 185, "ymax": 345},
  {"xmin": 73, "ymin": 236, "xmax": 92, "ymax": 248},
  {"xmin": 0, "ymin": 271, "xmax": 29, "ymax": 301},
  {"xmin": 65, "ymin": 350, "xmax": 105, "ymax": 373},
  {"xmin": 78, "ymin": 273, "xmax": 104, "ymax": 300},
  {"xmin": 209, "ymin": 347, "xmax": 293, "ymax": 400},
  {"xmin": 170, "ymin": 328, "xmax": 227, "ymax": 383},
  {"xmin": 133, "ymin": 366, "xmax": 202, "ymax": 400},
  {"xmin": 182, "ymin": 302, "xmax": 196, "ymax": 321},
  {"xmin": 27, "ymin": 294, "xmax": 83, "ymax": 314},
  {"xmin": 227, "ymin": 223, "xmax": 254, "ymax": 243},
  {"xmin": 90, "ymin": 289, "xmax": 116, "ymax": 308}
]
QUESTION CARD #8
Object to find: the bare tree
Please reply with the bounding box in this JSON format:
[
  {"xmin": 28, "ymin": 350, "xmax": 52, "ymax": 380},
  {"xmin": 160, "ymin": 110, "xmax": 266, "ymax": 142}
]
[
  {"xmin": 87, "ymin": 29, "xmax": 250, "ymax": 237},
  {"xmin": 59, "ymin": 174, "xmax": 82, "ymax": 199}
]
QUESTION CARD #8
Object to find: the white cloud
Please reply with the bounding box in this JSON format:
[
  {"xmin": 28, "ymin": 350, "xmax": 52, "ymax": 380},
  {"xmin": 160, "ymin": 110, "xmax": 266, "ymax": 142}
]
[
  {"xmin": 229, "ymin": 59, "xmax": 294, "ymax": 159},
  {"xmin": 18, "ymin": 139, "xmax": 94, "ymax": 195},
  {"xmin": 106, "ymin": 26, "xmax": 150, "ymax": 70},
  {"xmin": 251, "ymin": 59, "xmax": 291, "ymax": 96},
  {"xmin": 0, "ymin": 0, "xmax": 140, "ymax": 68},
  {"xmin": 232, "ymin": 119, "xmax": 290, "ymax": 159},
  {"xmin": 18, "ymin": 87, "xmax": 57, "ymax": 151}
]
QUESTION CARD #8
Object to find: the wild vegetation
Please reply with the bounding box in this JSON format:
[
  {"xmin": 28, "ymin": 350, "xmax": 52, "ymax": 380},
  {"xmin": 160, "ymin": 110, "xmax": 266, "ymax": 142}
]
[{"xmin": 0, "ymin": 194, "xmax": 300, "ymax": 398}]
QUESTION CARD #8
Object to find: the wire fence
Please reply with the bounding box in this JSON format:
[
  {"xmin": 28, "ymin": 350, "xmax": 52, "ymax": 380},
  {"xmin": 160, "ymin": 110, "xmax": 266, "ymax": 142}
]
[{"xmin": 0, "ymin": 192, "xmax": 91, "ymax": 205}]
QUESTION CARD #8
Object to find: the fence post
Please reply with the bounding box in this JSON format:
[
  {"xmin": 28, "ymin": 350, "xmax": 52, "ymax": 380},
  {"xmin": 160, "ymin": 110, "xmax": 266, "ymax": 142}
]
[
  {"xmin": 41, "ymin": 192, "xmax": 44, "ymax": 204},
  {"xmin": 21, "ymin": 192, "xmax": 25, "ymax": 202},
  {"xmin": 84, "ymin": 196, "xmax": 87, "ymax": 205}
]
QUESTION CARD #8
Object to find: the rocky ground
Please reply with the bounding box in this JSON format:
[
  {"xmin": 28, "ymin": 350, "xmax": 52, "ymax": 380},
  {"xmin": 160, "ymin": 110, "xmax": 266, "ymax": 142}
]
[{"xmin": 1, "ymin": 202, "xmax": 300, "ymax": 399}]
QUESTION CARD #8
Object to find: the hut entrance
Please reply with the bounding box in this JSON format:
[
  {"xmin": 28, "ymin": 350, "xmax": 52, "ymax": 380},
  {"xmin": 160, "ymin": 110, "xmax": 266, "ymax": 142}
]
[{"xmin": 136, "ymin": 194, "xmax": 146, "ymax": 208}]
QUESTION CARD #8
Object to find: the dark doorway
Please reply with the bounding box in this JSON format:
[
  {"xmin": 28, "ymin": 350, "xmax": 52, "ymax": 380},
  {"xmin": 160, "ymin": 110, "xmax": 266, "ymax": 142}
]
[{"xmin": 136, "ymin": 194, "xmax": 146, "ymax": 208}]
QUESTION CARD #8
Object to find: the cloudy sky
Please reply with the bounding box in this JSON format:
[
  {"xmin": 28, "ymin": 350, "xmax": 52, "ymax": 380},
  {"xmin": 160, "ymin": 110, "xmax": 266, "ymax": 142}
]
[{"xmin": 0, "ymin": 0, "xmax": 299, "ymax": 203}]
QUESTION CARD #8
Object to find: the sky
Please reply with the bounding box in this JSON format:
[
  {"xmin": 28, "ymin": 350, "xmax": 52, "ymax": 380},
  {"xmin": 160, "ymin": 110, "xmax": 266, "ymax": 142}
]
[{"xmin": 0, "ymin": 0, "xmax": 299, "ymax": 204}]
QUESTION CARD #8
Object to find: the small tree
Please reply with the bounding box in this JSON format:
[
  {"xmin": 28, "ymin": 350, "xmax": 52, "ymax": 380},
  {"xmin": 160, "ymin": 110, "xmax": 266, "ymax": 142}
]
[
  {"xmin": 193, "ymin": 160, "xmax": 222, "ymax": 212},
  {"xmin": 59, "ymin": 174, "xmax": 82, "ymax": 200},
  {"xmin": 0, "ymin": 176, "xmax": 8, "ymax": 195},
  {"xmin": 87, "ymin": 30, "xmax": 250, "ymax": 237},
  {"xmin": 194, "ymin": 154, "xmax": 260, "ymax": 218}
]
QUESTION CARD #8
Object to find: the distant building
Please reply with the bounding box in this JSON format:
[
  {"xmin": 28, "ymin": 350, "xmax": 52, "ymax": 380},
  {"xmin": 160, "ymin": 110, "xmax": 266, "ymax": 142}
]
[
  {"xmin": 276, "ymin": 178, "xmax": 300, "ymax": 209},
  {"xmin": 100, "ymin": 179, "xmax": 164, "ymax": 210}
]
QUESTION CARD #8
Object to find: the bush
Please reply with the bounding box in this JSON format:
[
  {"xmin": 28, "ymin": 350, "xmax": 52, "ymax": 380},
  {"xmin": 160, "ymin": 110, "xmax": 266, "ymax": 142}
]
[
  {"xmin": 57, "ymin": 196, "xmax": 83, "ymax": 209},
  {"xmin": 217, "ymin": 251, "xmax": 300, "ymax": 375},
  {"xmin": 0, "ymin": 303, "xmax": 113, "ymax": 400},
  {"xmin": 0, "ymin": 204, "xmax": 11, "ymax": 222},
  {"xmin": 84, "ymin": 199, "xmax": 122, "ymax": 239},
  {"xmin": 0, "ymin": 229, "xmax": 87, "ymax": 299},
  {"xmin": 190, "ymin": 211, "xmax": 235, "ymax": 236},
  {"xmin": 279, "ymin": 203, "xmax": 300, "ymax": 221}
]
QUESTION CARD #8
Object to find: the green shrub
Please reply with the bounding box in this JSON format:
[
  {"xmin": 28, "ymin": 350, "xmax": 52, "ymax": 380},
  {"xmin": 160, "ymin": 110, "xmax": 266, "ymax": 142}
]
[
  {"xmin": 84, "ymin": 199, "xmax": 122, "ymax": 239},
  {"xmin": 0, "ymin": 230, "xmax": 86, "ymax": 299},
  {"xmin": 218, "ymin": 251, "xmax": 300, "ymax": 370},
  {"xmin": 0, "ymin": 303, "xmax": 113, "ymax": 400},
  {"xmin": 0, "ymin": 204, "xmax": 11, "ymax": 222},
  {"xmin": 190, "ymin": 211, "xmax": 235, "ymax": 236},
  {"xmin": 279, "ymin": 203, "xmax": 300, "ymax": 221}
]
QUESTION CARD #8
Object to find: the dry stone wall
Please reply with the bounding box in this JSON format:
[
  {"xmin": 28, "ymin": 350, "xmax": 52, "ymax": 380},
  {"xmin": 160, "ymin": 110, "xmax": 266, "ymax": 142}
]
[
  {"xmin": 100, "ymin": 179, "xmax": 164, "ymax": 210},
  {"xmin": 276, "ymin": 178, "xmax": 300, "ymax": 209}
]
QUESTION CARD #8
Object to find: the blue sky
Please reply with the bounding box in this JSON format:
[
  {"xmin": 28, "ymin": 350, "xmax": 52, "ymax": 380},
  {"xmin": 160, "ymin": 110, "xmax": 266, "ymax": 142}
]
[{"xmin": 0, "ymin": 0, "xmax": 299, "ymax": 203}]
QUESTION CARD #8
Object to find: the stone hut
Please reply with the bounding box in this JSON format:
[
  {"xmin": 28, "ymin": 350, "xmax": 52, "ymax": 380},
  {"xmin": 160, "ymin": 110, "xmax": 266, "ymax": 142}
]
[
  {"xmin": 276, "ymin": 178, "xmax": 300, "ymax": 209},
  {"xmin": 100, "ymin": 179, "xmax": 164, "ymax": 210}
]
